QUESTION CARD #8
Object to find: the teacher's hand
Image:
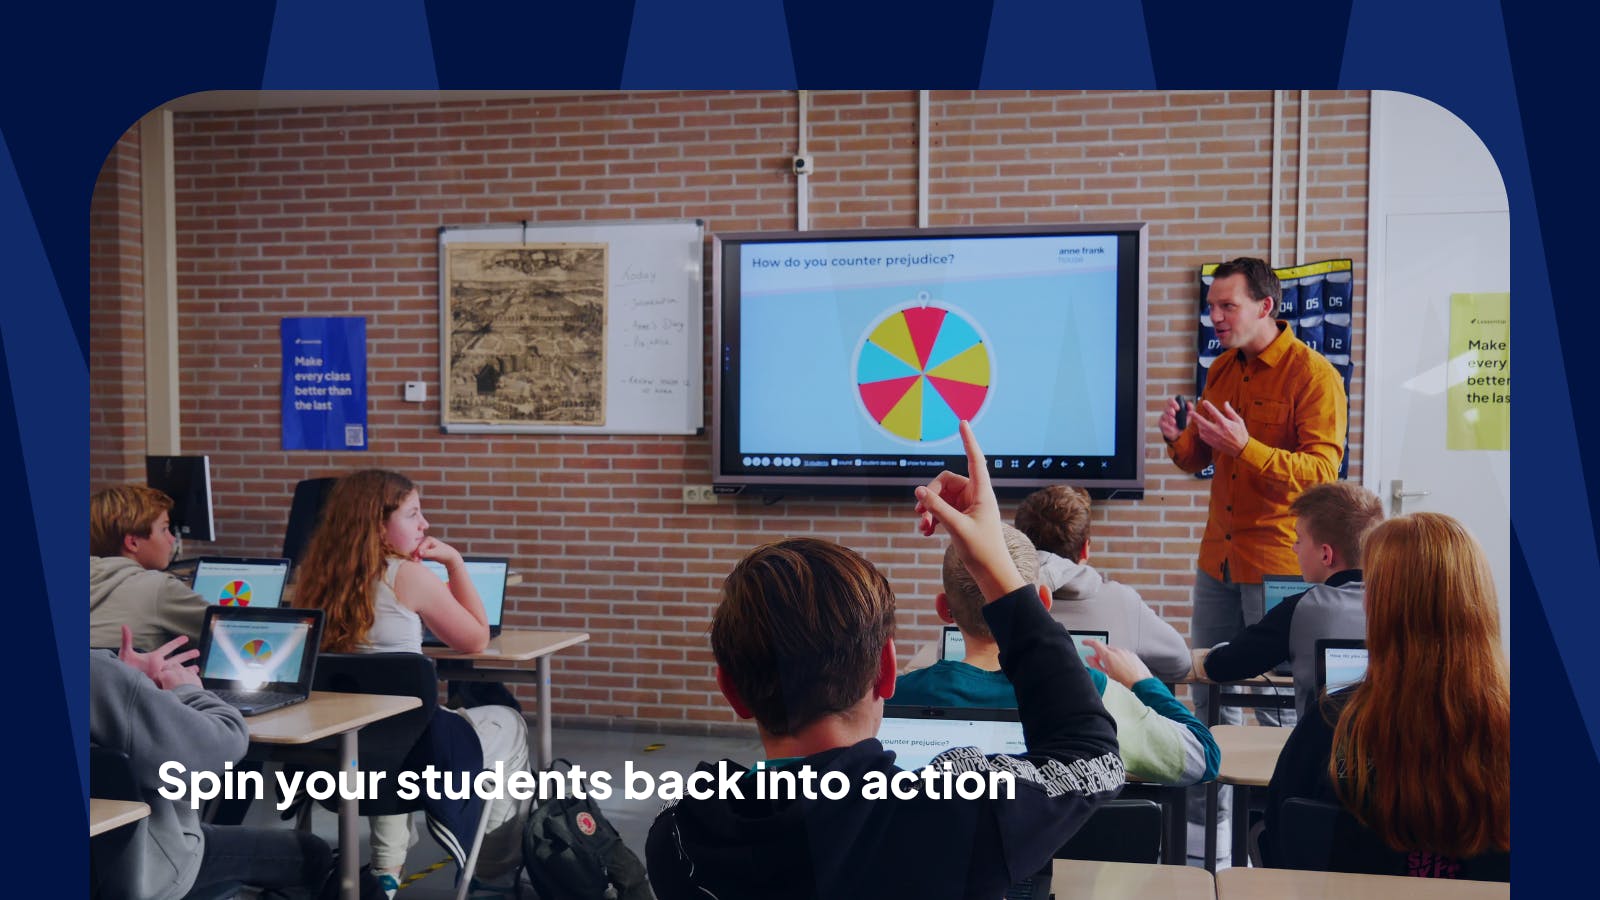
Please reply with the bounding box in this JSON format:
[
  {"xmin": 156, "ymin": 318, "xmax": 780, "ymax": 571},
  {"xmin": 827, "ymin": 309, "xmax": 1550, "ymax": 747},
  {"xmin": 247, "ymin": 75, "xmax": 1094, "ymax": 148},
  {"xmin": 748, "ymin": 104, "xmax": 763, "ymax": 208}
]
[{"xmin": 1192, "ymin": 400, "xmax": 1250, "ymax": 457}]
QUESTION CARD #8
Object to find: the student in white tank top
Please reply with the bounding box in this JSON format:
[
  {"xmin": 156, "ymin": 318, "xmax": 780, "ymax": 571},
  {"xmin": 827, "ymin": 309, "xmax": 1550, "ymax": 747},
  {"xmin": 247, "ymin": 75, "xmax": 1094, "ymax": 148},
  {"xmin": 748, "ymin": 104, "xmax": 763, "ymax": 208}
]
[{"xmin": 292, "ymin": 471, "xmax": 525, "ymax": 893}]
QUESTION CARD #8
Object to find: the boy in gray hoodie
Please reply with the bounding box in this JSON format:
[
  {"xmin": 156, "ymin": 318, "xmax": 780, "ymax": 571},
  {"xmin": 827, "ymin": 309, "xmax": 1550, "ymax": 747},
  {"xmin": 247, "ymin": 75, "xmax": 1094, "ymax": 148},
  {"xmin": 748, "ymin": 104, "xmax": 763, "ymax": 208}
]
[
  {"xmin": 1015, "ymin": 485, "xmax": 1192, "ymax": 681},
  {"xmin": 90, "ymin": 627, "xmax": 330, "ymax": 899},
  {"xmin": 90, "ymin": 485, "xmax": 208, "ymax": 651}
]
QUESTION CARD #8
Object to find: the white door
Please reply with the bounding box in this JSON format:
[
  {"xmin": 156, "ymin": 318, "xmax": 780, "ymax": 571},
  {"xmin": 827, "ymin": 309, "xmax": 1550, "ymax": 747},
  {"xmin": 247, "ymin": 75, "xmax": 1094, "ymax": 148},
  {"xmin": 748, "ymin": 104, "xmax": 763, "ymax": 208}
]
[{"xmin": 1365, "ymin": 92, "xmax": 1511, "ymax": 645}]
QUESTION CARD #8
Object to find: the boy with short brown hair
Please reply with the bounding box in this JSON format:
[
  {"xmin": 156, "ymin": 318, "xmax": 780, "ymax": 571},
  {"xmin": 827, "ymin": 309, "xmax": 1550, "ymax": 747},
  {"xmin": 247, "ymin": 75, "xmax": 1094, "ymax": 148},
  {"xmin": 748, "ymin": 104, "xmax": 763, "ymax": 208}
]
[
  {"xmin": 1202, "ymin": 481, "xmax": 1385, "ymax": 717},
  {"xmin": 1014, "ymin": 484, "xmax": 1191, "ymax": 680},
  {"xmin": 647, "ymin": 424, "xmax": 1123, "ymax": 900},
  {"xmin": 89, "ymin": 484, "xmax": 207, "ymax": 650}
]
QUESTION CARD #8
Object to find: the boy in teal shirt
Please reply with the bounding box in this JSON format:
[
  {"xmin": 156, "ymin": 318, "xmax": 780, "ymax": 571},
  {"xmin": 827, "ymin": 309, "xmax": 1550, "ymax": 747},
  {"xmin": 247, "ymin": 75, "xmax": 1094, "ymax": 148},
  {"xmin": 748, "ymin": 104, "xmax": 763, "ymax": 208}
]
[{"xmin": 899, "ymin": 524, "xmax": 1220, "ymax": 786}]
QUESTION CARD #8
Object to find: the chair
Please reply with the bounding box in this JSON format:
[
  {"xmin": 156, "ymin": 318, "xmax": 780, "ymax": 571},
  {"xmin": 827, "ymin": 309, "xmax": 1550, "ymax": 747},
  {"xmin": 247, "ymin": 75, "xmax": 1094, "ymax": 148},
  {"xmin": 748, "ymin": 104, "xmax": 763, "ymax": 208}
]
[
  {"xmin": 1274, "ymin": 797, "xmax": 1511, "ymax": 880},
  {"xmin": 282, "ymin": 477, "xmax": 338, "ymax": 566},
  {"xmin": 1054, "ymin": 798, "xmax": 1164, "ymax": 863},
  {"xmin": 93, "ymin": 747, "xmax": 275, "ymax": 900},
  {"xmin": 277, "ymin": 652, "xmax": 490, "ymax": 900},
  {"xmin": 1275, "ymin": 797, "xmax": 1339, "ymax": 870},
  {"xmin": 91, "ymin": 746, "xmax": 143, "ymax": 900}
]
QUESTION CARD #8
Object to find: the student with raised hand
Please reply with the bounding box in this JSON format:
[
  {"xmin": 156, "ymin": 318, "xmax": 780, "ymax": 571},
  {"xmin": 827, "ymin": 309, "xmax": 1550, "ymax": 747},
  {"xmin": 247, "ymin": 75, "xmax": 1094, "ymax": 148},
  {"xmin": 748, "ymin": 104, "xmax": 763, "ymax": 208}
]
[
  {"xmin": 90, "ymin": 485, "xmax": 208, "ymax": 651},
  {"xmin": 647, "ymin": 422, "xmax": 1123, "ymax": 900},
  {"xmin": 1015, "ymin": 484, "xmax": 1193, "ymax": 680},
  {"xmin": 1202, "ymin": 481, "xmax": 1383, "ymax": 718},
  {"xmin": 91, "ymin": 626, "xmax": 332, "ymax": 900},
  {"xmin": 1262, "ymin": 512, "xmax": 1510, "ymax": 879},
  {"xmin": 292, "ymin": 470, "xmax": 527, "ymax": 896},
  {"xmin": 896, "ymin": 522, "xmax": 1219, "ymax": 787}
]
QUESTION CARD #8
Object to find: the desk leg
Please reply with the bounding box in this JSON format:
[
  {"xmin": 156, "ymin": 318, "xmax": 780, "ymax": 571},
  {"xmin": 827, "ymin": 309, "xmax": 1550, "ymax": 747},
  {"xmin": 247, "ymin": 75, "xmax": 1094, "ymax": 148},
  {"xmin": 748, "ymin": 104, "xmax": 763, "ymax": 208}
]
[
  {"xmin": 1204, "ymin": 781, "xmax": 1218, "ymax": 872},
  {"xmin": 536, "ymin": 656, "xmax": 552, "ymax": 771},
  {"xmin": 339, "ymin": 731, "xmax": 359, "ymax": 900},
  {"xmin": 1164, "ymin": 787, "xmax": 1186, "ymax": 864},
  {"xmin": 1232, "ymin": 784, "xmax": 1250, "ymax": 868}
]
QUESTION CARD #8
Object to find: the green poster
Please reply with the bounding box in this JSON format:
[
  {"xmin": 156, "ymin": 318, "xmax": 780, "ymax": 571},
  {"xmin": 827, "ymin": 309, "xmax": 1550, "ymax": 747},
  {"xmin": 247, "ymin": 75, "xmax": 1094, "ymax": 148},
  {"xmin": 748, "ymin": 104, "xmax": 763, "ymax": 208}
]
[{"xmin": 1448, "ymin": 293, "xmax": 1510, "ymax": 450}]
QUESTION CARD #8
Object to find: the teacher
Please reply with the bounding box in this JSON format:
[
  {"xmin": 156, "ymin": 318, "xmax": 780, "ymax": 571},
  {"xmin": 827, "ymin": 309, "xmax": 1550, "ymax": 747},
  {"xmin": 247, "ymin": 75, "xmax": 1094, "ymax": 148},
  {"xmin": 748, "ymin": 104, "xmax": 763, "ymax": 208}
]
[
  {"xmin": 1163, "ymin": 256, "xmax": 1347, "ymax": 708},
  {"xmin": 1161, "ymin": 256, "xmax": 1347, "ymax": 855}
]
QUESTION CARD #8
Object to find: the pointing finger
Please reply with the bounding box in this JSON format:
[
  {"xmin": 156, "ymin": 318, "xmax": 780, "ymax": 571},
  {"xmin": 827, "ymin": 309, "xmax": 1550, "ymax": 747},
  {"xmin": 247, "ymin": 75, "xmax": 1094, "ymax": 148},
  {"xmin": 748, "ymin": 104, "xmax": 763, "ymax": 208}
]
[{"xmin": 958, "ymin": 421, "xmax": 990, "ymax": 493}]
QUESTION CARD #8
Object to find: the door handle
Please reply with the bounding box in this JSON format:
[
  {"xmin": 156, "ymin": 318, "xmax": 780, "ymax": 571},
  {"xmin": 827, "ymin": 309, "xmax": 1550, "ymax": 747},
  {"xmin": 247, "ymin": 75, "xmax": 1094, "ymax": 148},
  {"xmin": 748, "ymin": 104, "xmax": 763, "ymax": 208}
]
[{"xmin": 1390, "ymin": 479, "xmax": 1430, "ymax": 513}]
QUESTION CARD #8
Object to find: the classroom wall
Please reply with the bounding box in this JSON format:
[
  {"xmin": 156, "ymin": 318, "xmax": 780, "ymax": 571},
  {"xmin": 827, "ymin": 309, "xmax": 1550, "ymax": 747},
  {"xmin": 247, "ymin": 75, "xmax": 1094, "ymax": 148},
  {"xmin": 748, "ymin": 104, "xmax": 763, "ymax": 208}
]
[
  {"xmin": 87, "ymin": 90, "xmax": 1370, "ymax": 732},
  {"xmin": 90, "ymin": 128, "xmax": 147, "ymax": 489}
]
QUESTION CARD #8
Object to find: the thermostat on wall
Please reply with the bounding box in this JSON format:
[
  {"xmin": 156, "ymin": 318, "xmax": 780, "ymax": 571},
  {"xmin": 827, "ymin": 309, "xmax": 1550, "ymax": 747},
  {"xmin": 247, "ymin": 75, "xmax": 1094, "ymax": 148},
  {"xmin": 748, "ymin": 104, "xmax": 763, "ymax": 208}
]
[{"xmin": 404, "ymin": 382, "xmax": 427, "ymax": 402}]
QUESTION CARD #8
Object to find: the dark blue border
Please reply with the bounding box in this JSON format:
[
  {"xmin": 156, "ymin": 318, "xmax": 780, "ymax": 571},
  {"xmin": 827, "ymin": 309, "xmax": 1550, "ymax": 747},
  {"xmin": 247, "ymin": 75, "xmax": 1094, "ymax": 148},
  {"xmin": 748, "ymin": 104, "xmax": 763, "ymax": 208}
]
[{"xmin": 21, "ymin": 1, "xmax": 1565, "ymax": 894}]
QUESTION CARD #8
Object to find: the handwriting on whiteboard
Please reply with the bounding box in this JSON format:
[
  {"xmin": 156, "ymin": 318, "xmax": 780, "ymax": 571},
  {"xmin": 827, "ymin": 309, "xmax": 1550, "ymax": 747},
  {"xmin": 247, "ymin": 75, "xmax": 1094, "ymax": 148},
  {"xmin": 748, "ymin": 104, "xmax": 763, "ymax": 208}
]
[{"xmin": 614, "ymin": 272, "xmax": 688, "ymax": 398}]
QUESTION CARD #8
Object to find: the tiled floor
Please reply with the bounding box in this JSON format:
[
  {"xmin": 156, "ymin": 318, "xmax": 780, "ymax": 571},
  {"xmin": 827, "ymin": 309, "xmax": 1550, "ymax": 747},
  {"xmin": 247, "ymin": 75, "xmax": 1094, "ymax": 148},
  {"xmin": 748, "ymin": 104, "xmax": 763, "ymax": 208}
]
[{"xmin": 265, "ymin": 724, "xmax": 760, "ymax": 898}]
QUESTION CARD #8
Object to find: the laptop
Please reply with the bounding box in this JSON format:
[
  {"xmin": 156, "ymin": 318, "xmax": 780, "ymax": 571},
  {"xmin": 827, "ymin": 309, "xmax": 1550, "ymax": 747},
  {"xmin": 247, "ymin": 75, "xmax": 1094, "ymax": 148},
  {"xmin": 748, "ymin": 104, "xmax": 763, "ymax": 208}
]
[
  {"xmin": 197, "ymin": 605, "xmax": 324, "ymax": 716},
  {"xmin": 418, "ymin": 556, "xmax": 510, "ymax": 645},
  {"xmin": 940, "ymin": 625, "xmax": 965, "ymax": 661},
  {"xmin": 1262, "ymin": 576, "xmax": 1314, "ymax": 676},
  {"xmin": 191, "ymin": 557, "xmax": 292, "ymax": 609},
  {"xmin": 878, "ymin": 706, "xmax": 1045, "ymax": 900},
  {"xmin": 1069, "ymin": 629, "xmax": 1110, "ymax": 664},
  {"xmin": 1262, "ymin": 573, "xmax": 1315, "ymax": 614},
  {"xmin": 1315, "ymin": 638, "xmax": 1369, "ymax": 693},
  {"xmin": 944, "ymin": 626, "xmax": 1106, "ymax": 667},
  {"xmin": 879, "ymin": 705, "xmax": 1027, "ymax": 770}
]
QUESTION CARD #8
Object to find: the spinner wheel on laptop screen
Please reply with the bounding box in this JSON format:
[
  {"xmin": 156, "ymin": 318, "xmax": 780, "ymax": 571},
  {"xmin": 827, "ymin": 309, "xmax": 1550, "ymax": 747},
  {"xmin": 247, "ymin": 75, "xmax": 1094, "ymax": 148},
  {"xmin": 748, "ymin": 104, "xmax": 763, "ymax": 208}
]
[{"xmin": 217, "ymin": 579, "xmax": 253, "ymax": 606}]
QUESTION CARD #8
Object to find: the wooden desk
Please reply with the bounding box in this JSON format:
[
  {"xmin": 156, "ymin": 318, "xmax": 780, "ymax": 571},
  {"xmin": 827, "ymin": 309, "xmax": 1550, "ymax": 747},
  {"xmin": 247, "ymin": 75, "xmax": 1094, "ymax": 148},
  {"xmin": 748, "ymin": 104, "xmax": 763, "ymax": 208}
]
[
  {"xmin": 424, "ymin": 629, "xmax": 589, "ymax": 769},
  {"xmin": 1217, "ymin": 867, "xmax": 1509, "ymax": 899},
  {"xmin": 1204, "ymin": 724, "xmax": 1293, "ymax": 871},
  {"xmin": 1183, "ymin": 648, "xmax": 1295, "ymax": 723},
  {"xmin": 1053, "ymin": 859, "xmax": 1216, "ymax": 899},
  {"xmin": 249, "ymin": 690, "xmax": 421, "ymax": 900},
  {"xmin": 89, "ymin": 798, "xmax": 150, "ymax": 836}
]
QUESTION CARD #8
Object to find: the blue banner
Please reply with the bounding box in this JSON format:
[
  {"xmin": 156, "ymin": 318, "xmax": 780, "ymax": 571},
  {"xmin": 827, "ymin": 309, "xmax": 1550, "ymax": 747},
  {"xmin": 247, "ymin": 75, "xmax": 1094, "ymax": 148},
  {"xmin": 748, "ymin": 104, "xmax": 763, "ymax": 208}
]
[{"xmin": 281, "ymin": 317, "xmax": 367, "ymax": 451}]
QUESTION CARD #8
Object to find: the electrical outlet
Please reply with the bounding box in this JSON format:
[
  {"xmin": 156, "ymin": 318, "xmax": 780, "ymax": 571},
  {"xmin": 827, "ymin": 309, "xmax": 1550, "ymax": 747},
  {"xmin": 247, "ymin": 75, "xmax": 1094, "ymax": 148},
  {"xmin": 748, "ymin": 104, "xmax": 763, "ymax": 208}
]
[{"xmin": 682, "ymin": 485, "xmax": 718, "ymax": 505}]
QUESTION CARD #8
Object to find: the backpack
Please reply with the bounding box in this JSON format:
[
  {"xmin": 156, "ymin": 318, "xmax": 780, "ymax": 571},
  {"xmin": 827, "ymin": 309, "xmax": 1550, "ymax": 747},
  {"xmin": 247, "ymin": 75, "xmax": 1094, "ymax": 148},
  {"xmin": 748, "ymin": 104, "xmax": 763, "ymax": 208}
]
[{"xmin": 522, "ymin": 759, "xmax": 654, "ymax": 900}]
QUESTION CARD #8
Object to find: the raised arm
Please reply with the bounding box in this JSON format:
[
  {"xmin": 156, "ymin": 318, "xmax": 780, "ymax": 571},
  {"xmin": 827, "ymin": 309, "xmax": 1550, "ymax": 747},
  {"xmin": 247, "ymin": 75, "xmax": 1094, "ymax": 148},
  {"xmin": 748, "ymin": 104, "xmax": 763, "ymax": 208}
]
[{"xmin": 915, "ymin": 422, "xmax": 1120, "ymax": 769}]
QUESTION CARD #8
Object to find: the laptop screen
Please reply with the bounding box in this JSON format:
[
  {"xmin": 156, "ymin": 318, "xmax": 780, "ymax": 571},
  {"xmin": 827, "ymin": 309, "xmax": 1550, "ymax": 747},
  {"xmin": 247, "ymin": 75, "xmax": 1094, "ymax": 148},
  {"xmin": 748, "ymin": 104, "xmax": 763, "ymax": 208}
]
[
  {"xmin": 879, "ymin": 707, "xmax": 1026, "ymax": 770},
  {"xmin": 1316, "ymin": 639, "xmax": 1369, "ymax": 692},
  {"xmin": 419, "ymin": 557, "xmax": 509, "ymax": 628},
  {"xmin": 193, "ymin": 558, "xmax": 291, "ymax": 609},
  {"xmin": 198, "ymin": 607, "xmax": 322, "ymax": 692},
  {"xmin": 1263, "ymin": 574, "xmax": 1315, "ymax": 614},
  {"xmin": 1069, "ymin": 629, "xmax": 1109, "ymax": 663},
  {"xmin": 941, "ymin": 626, "xmax": 965, "ymax": 661}
]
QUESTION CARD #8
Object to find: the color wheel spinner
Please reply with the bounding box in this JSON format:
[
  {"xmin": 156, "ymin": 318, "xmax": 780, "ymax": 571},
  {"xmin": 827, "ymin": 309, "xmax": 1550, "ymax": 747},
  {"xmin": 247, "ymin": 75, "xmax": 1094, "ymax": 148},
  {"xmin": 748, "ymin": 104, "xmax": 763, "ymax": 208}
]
[{"xmin": 855, "ymin": 298, "xmax": 991, "ymax": 443}]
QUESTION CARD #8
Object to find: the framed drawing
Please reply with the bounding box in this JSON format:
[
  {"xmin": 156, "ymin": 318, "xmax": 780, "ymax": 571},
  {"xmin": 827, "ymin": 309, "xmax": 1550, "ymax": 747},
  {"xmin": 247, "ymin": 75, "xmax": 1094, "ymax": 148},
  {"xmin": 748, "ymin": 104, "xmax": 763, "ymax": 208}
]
[{"xmin": 442, "ymin": 243, "xmax": 608, "ymax": 427}]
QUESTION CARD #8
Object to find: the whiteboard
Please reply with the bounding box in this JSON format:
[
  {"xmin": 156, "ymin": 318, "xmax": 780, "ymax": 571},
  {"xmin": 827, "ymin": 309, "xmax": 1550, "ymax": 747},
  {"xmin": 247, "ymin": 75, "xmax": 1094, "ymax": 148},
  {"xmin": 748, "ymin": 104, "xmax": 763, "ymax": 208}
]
[{"xmin": 438, "ymin": 220, "xmax": 703, "ymax": 435}]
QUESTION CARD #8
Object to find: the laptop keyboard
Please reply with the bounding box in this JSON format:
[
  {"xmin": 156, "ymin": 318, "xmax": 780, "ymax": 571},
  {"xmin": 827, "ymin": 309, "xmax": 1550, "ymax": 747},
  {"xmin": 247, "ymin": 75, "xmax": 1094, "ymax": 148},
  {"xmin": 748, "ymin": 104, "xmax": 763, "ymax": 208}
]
[{"xmin": 212, "ymin": 689, "xmax": 301, "ymax": 713}]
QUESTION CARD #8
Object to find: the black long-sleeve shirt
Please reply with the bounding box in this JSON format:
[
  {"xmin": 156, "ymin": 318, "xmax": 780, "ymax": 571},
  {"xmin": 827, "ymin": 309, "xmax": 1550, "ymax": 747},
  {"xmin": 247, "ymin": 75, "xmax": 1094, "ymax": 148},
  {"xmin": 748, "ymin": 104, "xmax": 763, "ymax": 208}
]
[
  {"xmin": 646, "ymin": 585, "xmax": 1125, "ymax": 900},
  {"xmin": 1203, "ymin": 569, "xmax": 1365, "ymax": 716}
]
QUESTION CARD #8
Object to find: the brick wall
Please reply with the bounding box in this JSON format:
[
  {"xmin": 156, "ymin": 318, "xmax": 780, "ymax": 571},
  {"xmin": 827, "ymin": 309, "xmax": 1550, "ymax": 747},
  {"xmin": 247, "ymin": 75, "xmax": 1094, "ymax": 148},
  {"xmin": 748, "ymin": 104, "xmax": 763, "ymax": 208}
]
[{"xmin": 89, "ymin": 90, "xmax": 1370, "ymax": 732}]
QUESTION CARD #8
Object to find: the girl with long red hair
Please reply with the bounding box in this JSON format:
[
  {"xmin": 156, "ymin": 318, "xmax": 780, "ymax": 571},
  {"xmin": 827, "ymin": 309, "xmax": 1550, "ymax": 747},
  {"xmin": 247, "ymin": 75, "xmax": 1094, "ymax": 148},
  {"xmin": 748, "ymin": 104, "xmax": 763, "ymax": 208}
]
[
  {"xmin": 294, "ymin": 470, "xmax": 525, "ymax": 895},
  {"xmin": 1263, "ymin": 511, "xmax": 1510, "ymax": 879},
  {"xmin": 294, "ymin": 469, "xmax": 489, "ymax": 655}
]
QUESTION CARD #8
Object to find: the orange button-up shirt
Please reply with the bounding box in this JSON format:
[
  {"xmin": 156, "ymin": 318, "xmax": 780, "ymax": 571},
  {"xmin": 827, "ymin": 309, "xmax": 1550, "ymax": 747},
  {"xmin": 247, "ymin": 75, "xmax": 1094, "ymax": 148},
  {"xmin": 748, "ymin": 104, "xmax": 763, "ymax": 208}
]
[{"xmin": 1167, "ymin": 322, "xmax": 1347, "ymax": 583}]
